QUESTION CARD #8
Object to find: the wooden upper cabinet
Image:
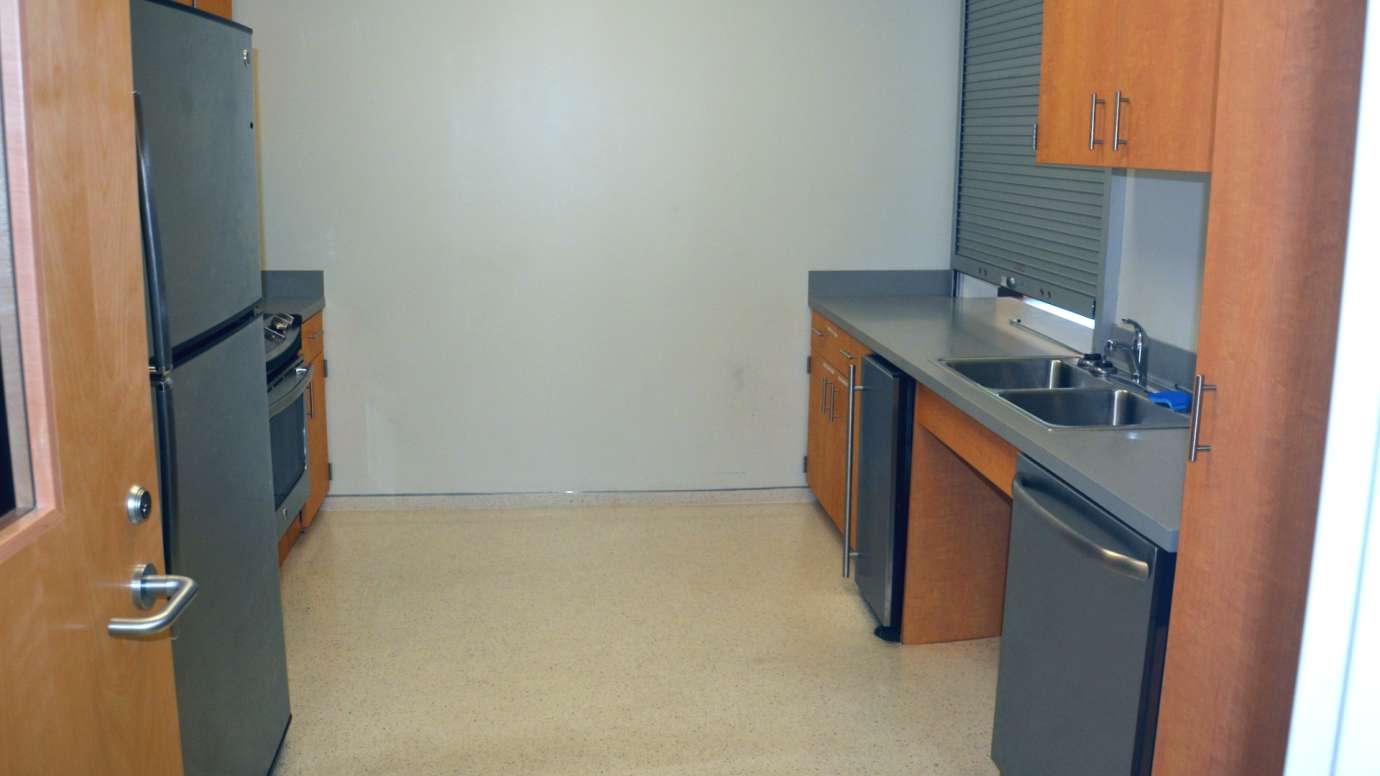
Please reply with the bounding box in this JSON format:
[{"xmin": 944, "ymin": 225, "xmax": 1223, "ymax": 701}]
[
  {"xmin": 175, "ymin": 0, "xmax": 233, "ymax": 20},
  {"xmin": 1036, "ymin": 0, "xmax": 1120, "ymax": 167},
  {"xmin": 1037, "ymin": 0, "xmax": 1222, "ymax": 172},
  {"xmin": 1115, "ymin": 0, "xmax": 1222, "ymax": 171}
]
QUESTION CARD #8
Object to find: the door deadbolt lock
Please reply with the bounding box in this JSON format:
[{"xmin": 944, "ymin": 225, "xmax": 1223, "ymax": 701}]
[{"xmin": 126, "ymin": 485, "xmax": 152, "ymax": 524}]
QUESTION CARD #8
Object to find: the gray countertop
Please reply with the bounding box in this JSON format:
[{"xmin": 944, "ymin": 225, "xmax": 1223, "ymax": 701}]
[
  {"xmin": 260, "ymin": 295, "xmax": 324, "ymax": 320},
  {"xmin": 810, "ymin": 293, "xmax": 1187, "ymax": 550},
  {"xmin": 260, "ymin": 270, "xmax": 325, "ymax": 320}
]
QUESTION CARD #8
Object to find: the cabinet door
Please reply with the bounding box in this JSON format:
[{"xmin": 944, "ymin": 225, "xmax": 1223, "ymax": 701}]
[
  {"xmin": 1036, "ymin": 0, "xmax": 1120, "ymax": 166},
  {"xmin": 806, "ymin": 352, "xmax": 832, "ymax": 510},
  {"xmin": 820, "ymin": 361, "xmax": 850, "ymax": 533},
  {"xmin": 176, "ymin": 0, "xmax": 233, "ymax": 19},
  {"xmin": 1114, "ymin": 0, "xmax": 1222, "ymax": 171},
  {"xmin": 302, "ymin": 352, "xmax": 329, "ymax": 528}
]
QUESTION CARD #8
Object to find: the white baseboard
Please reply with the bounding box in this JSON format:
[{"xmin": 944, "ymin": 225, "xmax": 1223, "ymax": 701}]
[{"xmin": 321, "ymin": 487, "xmax": 815, "ymax": 513}]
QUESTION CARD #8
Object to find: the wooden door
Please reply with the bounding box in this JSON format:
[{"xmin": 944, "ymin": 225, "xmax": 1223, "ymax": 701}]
[
  {"xmin": 1114, "ymin": 0, "xmax": 1223, "ymax": 172},
  {"xmin": 1151, "ymin": 1, "xmax": 1365, "ymax": 774},
  {"xmin": 302, "ymin": 350, "xmax": 329, "ymax": 528},
  {"xmin": 1036, "ymin": 0, "xmax": 1120, "ymax": 166},
  {"xmin": 0, "ymin": 1, "xmax": 185, "ymax": 774}
]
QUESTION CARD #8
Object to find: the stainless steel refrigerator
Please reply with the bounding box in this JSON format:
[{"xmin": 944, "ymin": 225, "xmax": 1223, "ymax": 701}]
[
  {"xmin": 131, "ymin": 2, "xmax": 291, "ymax": 773},
  {"xmin": 853, "ymin": 354, "xmax": 914, "ymax": 642}
]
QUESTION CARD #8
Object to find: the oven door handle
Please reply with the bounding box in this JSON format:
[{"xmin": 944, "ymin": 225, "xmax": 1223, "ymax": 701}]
[{"xmin": 268, "ymin": 363, "xmax": 313, "ymax": 417}]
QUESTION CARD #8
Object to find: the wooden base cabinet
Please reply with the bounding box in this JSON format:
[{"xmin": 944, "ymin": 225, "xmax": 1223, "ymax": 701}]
[
  {"xmin": 277, "ymin": 311, "xmax": 330, "ymax": 564},
  {"xmin": 805, "ymin": 312, "xmax": 869, "ymax": 548},
  {"xmin": 902, "ymin": 387, "xmax": 1017, "ymax": 645},
  {"xmin": 300, "ymin": 312, "xmax": 330, "ymax": 528}
]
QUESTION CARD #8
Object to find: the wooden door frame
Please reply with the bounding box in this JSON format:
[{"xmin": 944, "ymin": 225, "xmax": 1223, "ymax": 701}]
[
  {"xmin": 1284, "ymin": 7, "xmax": 1380, "ymax": 771},
  {"xmin": 1151, "ymin": 1, "xmax": 1367, "ymax": 774},
  {"xmin": 0, "ymin": 0, "xmax": 62, "ymax": 563}
]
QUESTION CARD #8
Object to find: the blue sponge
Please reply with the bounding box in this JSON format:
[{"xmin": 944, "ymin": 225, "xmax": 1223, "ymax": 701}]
[{"xmin": 1147, "ymin": 390, "xmax": 1192, "ymax": 412}]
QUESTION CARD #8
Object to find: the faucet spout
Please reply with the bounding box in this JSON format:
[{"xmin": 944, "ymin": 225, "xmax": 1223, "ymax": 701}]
[{"xmin": 1103, "ymin": 318, "xmax": 1150, "ymax": 389}]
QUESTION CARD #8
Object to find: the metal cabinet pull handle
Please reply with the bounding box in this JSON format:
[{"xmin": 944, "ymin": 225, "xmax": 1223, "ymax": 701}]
[
  {"xmin": 108, "ymin": 563, "xmax": 199, "ymax": 638},
  {"xmin": 811, "ymin": 327, "xmax": 823, "ymax": 337},
  {"xmin": 1089, "ymin": 92, "xmax": 1106, "ymax": 151},
  {"xmin": 842, "ymin": 363, "xmax": 864, "ymax": 578},
  {"xmin": 1031, "ymin": 121, "xmax": 1038, "ymax": 152},
  {"xmin": 1112, "ymin": 91, "xmax": 1129, "ymax": 151},
  {"xmin": 1188, "ymin": 374, "xmax": 1217, "ymax": 462},
  {"xmin": 839, "ymin": 349, "xmax": 855, "ymax": 360}
]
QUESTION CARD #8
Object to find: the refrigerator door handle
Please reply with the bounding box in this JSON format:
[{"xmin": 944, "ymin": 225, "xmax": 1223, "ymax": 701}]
[
  {"xmin": 152, "ymin": 377, "xmax": 177, "ymax": 566},
  {"xmin": 134, "ymin": 91, "xmax": 174, "ymax": 373},
  {"xmin": 1012, "ymin": 477, "xmax": 1150, "ymax": 581}
]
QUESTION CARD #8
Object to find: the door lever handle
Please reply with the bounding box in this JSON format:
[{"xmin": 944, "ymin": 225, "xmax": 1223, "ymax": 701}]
[{"xmin": 108, "ymin": 563, "xmax": 199, "ymax": 638}]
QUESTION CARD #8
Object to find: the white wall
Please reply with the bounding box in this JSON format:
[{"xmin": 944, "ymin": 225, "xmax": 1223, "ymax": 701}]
[
  {"xmin": 1111, "ymin": 171, "xmax": 1211, "ymax": 351},
  {"xmin": 236, "ymin": 1, "xmax": 962, "ymax": 495}
]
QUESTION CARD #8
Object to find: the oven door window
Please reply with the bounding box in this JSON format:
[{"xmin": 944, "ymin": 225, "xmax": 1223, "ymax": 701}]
[
  {"xmin": 267, "ymin": 363, "xmax": 310, "ymax": 510},
  {"xmin": 269, "ymin": 394, "xmax": 306, "ymax": 508}
]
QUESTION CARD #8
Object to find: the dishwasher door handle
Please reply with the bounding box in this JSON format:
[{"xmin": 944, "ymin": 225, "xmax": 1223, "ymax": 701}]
[{"xmin": 1012, "ymin": 478, "xmax": 1150, "ymax": 581}]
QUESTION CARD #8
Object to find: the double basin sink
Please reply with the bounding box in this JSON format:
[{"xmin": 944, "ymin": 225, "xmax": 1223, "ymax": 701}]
[{"xmin": 941, "ymin": 357, "xmax": 1189, "ymax": 430}]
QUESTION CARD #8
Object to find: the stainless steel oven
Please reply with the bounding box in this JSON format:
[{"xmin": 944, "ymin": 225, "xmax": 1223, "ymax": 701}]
[{"xmin": 265, "ymin": 313, "xmax": 311, "ymax": 536}]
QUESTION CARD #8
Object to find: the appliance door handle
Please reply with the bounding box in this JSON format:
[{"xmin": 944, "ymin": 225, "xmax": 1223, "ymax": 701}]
[
  {"xmin": 1112, "ymin": 90, "xmax": 1129, "ymax": 151},
  {"xmin": 1188, "ymin": 374, "xmax": 1217, "ymax": 462},
  {"xmin": 842, "ymin": 363, "xmax": 863, "ymax": 578},
  {"xmin": 1012, "ymin": 477, "xmax": 1150, "ymax": 581},
  {"xmin": 268, "ymin": 363, "xmax": 313, "ymax": 416},
  {"xmin": 133, "ymin": 91, "xmax": 173, "ymax": 373},
  {"xmin": 1089, "ymin": 92, "xmax": 1106, "ymax": 151},
  {"xmin": 108, "ymin": 564, "xmax": 200, "ymax": 638},
  {"xmin": 152, "ymin": 378, "xmax": 178, "ymax": 532}
]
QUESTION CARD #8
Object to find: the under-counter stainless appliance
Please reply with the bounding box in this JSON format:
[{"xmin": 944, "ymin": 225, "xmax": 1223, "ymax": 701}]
[
  {"xmin": 132, "ymin": 2, "xmax": 291, "ymax": 774},
  {"xmin": 852, "ymin": 354, "xmax": 915, "ymax": 641},
  {"xmin": 992, "ymin": 456, "xmax": 1174, "ymax": 776},
  {"xmin": 265, "ymin": 313, "xmax": 312, "ymax": 536}
]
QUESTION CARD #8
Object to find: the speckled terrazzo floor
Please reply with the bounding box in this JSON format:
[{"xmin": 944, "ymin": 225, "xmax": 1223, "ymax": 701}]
[{"xmin": 272, "ymin": 503, "xmax": 1001, "ymax": 775}]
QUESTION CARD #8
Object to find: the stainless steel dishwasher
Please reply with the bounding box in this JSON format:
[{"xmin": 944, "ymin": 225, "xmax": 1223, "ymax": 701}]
[{"xmin": 992, "ymin": 456, "xmax": 1175, "ymax": 776}]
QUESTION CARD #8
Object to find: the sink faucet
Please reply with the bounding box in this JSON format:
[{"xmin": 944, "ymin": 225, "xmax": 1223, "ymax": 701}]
[{"xmin": 1103, "ymin": 318, "xmax": 1150, "ymax": 389}]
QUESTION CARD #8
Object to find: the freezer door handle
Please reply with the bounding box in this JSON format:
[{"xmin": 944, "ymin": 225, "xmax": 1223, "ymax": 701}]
[
  {"xmin": 1012, "ymin": 477, "xmax": 1150, "ymax": 581},
  {"xmin": 152, "ymin": 378, "xmax": 178, "ymax": 536},
  {"xmin": 108, "ymin": 563, "xmax": 199, "ymax": 638},
  {"xmin": 133, "ymin": 91, "xmax": 173, "ymax": 373}
]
